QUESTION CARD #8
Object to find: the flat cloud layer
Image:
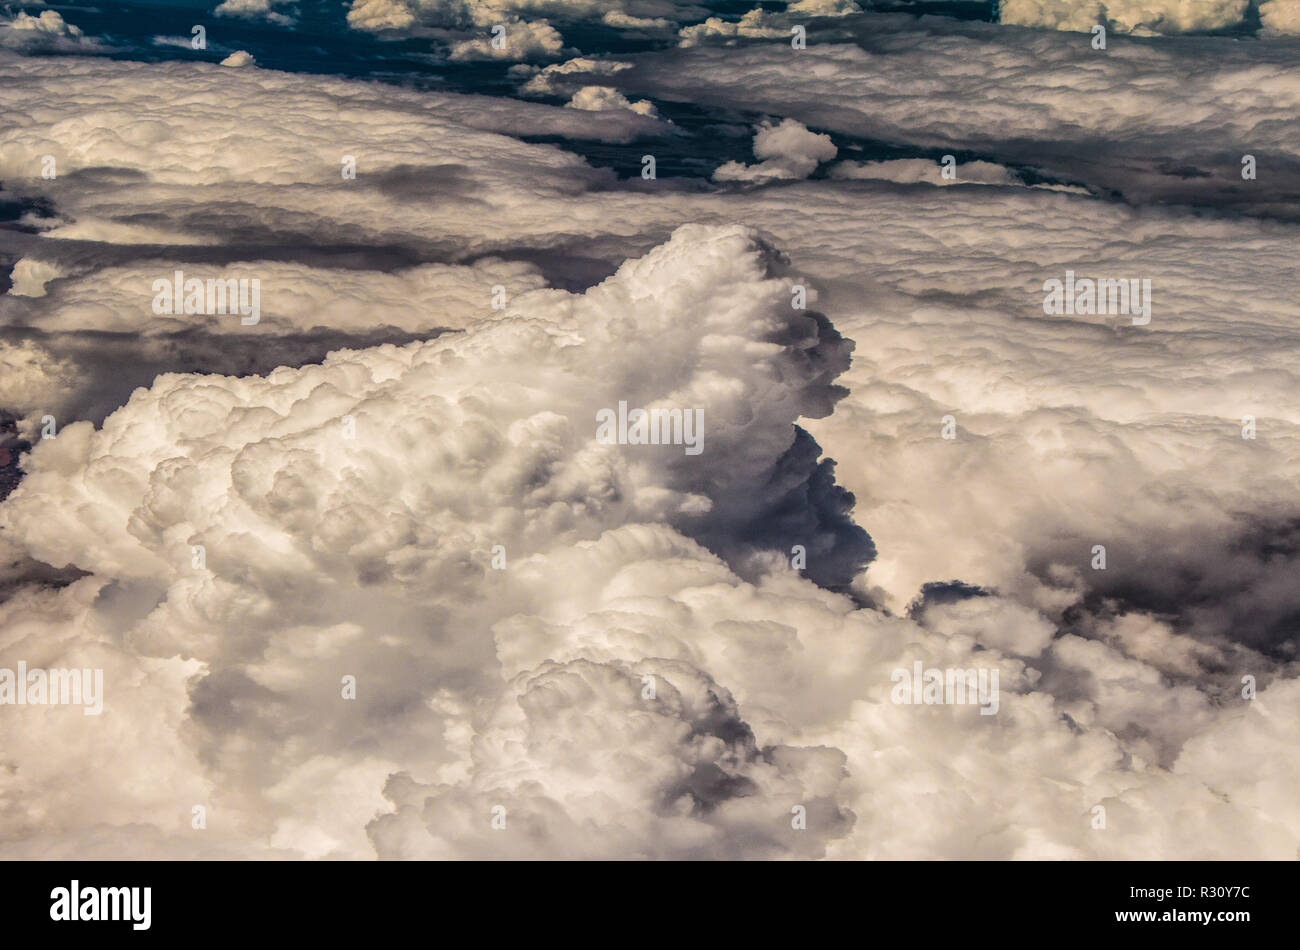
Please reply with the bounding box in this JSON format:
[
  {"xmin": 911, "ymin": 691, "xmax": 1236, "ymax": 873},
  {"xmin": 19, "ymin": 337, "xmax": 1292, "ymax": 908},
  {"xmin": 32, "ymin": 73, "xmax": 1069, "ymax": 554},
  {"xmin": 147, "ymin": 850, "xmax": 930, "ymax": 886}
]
[
  {"xmin": 0, "ymin": 14, "xmax": 1298, "ymax": 860},
  {"xmin": 1000, "ymin": 0, "xmax": 1300, "ymax": 35},
  {"xmin": 583, "ymin": 14, "xmax": 1300, "ymax": 215},
  {"xmin": 346, "ymin": 0, "xmax": 705, "ymax": 32}
]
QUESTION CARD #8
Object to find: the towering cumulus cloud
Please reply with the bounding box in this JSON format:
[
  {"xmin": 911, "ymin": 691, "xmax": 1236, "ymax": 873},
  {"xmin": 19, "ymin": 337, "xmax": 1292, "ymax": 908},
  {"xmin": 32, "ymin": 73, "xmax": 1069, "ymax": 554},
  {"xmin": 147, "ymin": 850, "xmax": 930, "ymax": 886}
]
[{"xmin": 0, "ymin": 226, "xmax": 868, "ymax": 858}]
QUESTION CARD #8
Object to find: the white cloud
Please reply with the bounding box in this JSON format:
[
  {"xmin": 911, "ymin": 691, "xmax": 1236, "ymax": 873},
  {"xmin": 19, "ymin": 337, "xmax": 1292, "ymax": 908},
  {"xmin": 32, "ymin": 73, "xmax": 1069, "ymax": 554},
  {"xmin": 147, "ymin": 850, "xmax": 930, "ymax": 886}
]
[
  {"xmin": 517, "ymin": 55, "xmax": 633, "ymax": 94},
  {"xmin": 565, "ymin": 84, "xmax": 658, "ymax": 116},
  {"xmin": 0, "ymin": 223, "xmax": 877, "ymax": 857},
  {"xmin": 1260, "ymin": 0, "xmax": 1300, "ymax": 33},
  {"xmin": 7, "ymin": 258, "xmax": 63, "ymax": 298},
  {"xmin": 6, "ymin": 10, "xmax": 80, "ymax": 37},
  {"xmin": 0, "ymin": 10, "xmax": 101, "ymax": 52},
  {"xmin": 0, "ymin": 340, "xmax": 73, "ymax": 416},
  {"xmin": 999, "ymin": 0, "xmax": 1254, "ymax": 34},
  {"xmin": 678, "ymin": 8, "xmax": 788, "ymax": 46},
  {"xmin": 714, "ymin": 118, "xmax": 837, "ymax": 182},
  {"xmin": 590, "ymin": 18, "xmax": 1300, "ymax": 207},
  {"xmin": 219, "ymin": 50, "xmax": 258, "ymax": 67},
  {"xmin": 346, "ymin": 0, "xmax": 701, "ymax": 33},
  {"xmin": 601, "ymin": 10, "xmax": 676, "ymax": 30},
  {"xmin": 828, "ymin": 157, "xmax": 1090, "ymax": 192},
  {"xmin": 2, "ymin": 32, "xmax": 1298, "ymax": 861},
  {"xmin": 449, "ymin": 19, "xmax": 564, "ymax": 59},
  {"xmin": 786, "ymin": 0, "xmax": 862, "ymax": 15},
  {"xmin": 830, "ymin": 157, "xmax": 1020, "ymax": 186},
  {"xmin": 215, "ymin": 0, "xmax": 298, "ymax": 25},
  {"xmin": 347, "ymin": 0, "xmax": 426, "ymax": 30}
]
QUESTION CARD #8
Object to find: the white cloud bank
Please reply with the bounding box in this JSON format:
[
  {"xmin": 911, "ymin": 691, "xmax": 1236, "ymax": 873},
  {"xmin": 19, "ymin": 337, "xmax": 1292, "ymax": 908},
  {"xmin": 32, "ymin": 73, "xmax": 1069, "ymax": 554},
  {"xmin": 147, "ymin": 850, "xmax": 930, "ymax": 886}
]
[
  {"xmin": 346, "ymin": 0, "xmax": 704, "ymax": 32},
  {"xmin": 587, "ymin": 16, "xmax": 1300, "ymax": 210},
  {"xmin": 1, "ymin": 33, "xmax": 1298, "ymax": 861},
  {"xmin": 1000, "ymin": 0, "xmax": 1300, "ymax": 35},
  {"xmin": 7, "ymin": 222, "xmax": 1298, "ymax": 859}
]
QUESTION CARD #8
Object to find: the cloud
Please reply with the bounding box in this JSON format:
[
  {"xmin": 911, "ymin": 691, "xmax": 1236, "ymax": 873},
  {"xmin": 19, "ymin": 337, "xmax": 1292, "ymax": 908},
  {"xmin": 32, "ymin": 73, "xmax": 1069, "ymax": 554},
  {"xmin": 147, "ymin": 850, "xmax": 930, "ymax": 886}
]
[
  {"xmin": 565, "ymin": 85, "xmax": 659, "ymax": 117},
  {"xmin": 828, "ymin": 157, "xmax": 1090, "ymax": 192},
  {"xmin": 714, "ymin": 118, "xmax": 837, "ymax": 182},
  {"xmin": 0, "ymin": 223, "xmax": 877, "ymax": 857},
  {"xmin": 0, "ymin": 51, "xmax": 642, "ymax": 225},
  {"xmin": 678, "ymin": 8, "xmax": 788, "ymax": 46},
  {"xmin": 0, "ymin": 10, "xmax": 102, "ymax": 52},
  {"xmin": 5, "ymin": 200, "xmax": 1298, "ymax": 859},
  {"xmin": 214, "ymin": 0, "xmax": 299, "ymax": 26},
  {"xmin": 516, "ymin": 55, "xmax": 634, "ymax": 94},
  {"xmin": 2, "ymin": 29, "xmax": 1299, "ymax": 861},
  {"xmin": 830, "ymin": 157, "xmax": 1019, "ymax": 185},
  {"xmin": 0, "ymin": 255, "xmax": 550, "ymax": 424},
  {"xmin": 369, "ymin": 656, "xmax": 856, "ymax": 859},
  {"xmin": 1260, "ymin": 0, "xmax": 1300, "ymax": 32},
  {"xmin": 999, "ymin": 0, "xmax": 1256, "ymax": 35},
  {"xmin": 347, "ymin": 0, "xmax": 427, "ymax": 30},
  {"xmin": 787, "ymin": 0, "xmax": 862, "ymax": 15},
  {"xmin": 590, "ymin": 15, "xmax": 1300, "ymax": 215},
  {"xmin": 449, "ymin": 19, "xmax": 564, "ymax": 59},
  {"xmin": 346, "ymin": 0, "xmax": 703, "ymax": 33},
  {"xmin": 601, "ymin": 10, "xmax": 676, "ymax": 30},
  {"xmin": 7, "ymin": 257, "xmax": 62, "ymax": 297},
  {"xmin": 219, "ymin": 50, "xmax": 258, "ymax": 67}
]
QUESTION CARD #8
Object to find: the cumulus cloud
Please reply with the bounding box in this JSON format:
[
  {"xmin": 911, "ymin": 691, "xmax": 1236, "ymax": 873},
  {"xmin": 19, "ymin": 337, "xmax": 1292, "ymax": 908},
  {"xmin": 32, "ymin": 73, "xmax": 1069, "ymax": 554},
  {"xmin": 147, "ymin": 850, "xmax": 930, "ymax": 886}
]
[
  {"xmin": 0, "ymin": 340, "xmax": 72, "ymax": 418},
  {"xmin": 516, "ymin": 55, "xmax": 634, "ymax": 94},
  {"xmin": 787, "ymin": 0, "xmax": 862, "ymax": 15},
  {"xmin": 714, "ymin": 118, "xmax": 837, "ymax": 182},
  {"xmin": 370, "ymin": 656, "xmax": 856, "ymax": 859},
  {"xmin": 565, "ymin": 84, "xmax": 659, "ymax": 116},
  {"xmin": 767, "ymin": 184, "xmax": 1300, "ymax": 660},
  {"xmin": 219, "ymin": 50, "xmax": 258, "ymax": 67},
  {"xmin": 678, "ymin": 8, "xmax": 788, "ymax": 45},
  {"xmin": 7, "ymin": 258, "xmax": 62, "ymax": 297},
  {"xmin": 0, "ymin": 224, "xmax": 874, "ymax": 857},
  {"xmin": 0, "ymin": 9, "xmax": 101, "ymax": 52},
  {"xmin": 347, "ymin": 0, "xmax": 428, "ymax": 30},
  {"xmin": 449, "ymin": 19, "xmax": 564, "ymax": 59},
  {"xmin": 215, "ymin": 0, "xmax": 299, "ymax": 25}
]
